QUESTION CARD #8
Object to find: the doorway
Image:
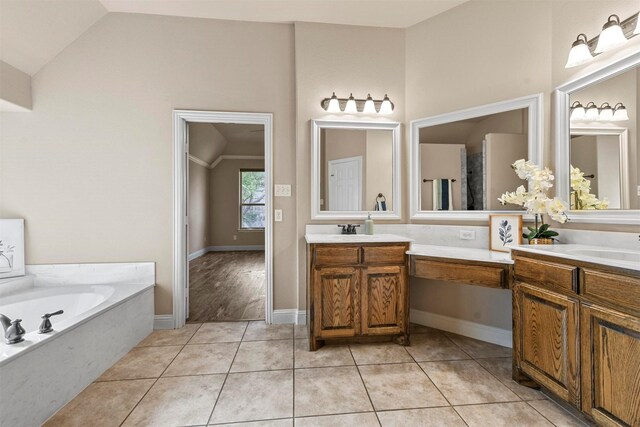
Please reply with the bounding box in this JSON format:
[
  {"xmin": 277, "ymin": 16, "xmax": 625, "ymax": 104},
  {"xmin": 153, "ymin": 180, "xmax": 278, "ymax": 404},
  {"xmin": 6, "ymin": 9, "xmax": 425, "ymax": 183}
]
[
  {"xmin": 328, "ymin": 156, "xmax": 362, "ymax": 211},
  {"xmin": 173, "ymin": 111, "xmax": 273, "ymax": 328}
]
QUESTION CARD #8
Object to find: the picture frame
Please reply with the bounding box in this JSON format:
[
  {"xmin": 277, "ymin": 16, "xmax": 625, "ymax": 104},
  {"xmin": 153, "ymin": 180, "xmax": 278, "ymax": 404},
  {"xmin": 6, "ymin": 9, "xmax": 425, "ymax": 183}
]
[
  {"xmin": 489, "ymin": 214, "xmax": 522, "ymax": 252},
  {"xmin": 0, "ymin": 219, "xmax": 26, "ymax": 279}
]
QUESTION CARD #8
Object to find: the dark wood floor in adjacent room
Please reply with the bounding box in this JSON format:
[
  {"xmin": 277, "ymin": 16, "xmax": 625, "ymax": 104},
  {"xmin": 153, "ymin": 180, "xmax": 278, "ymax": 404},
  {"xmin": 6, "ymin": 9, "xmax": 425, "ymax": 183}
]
[{"xmin": 188, "ymin": 251, "xmax": 265, "ymax": 322}]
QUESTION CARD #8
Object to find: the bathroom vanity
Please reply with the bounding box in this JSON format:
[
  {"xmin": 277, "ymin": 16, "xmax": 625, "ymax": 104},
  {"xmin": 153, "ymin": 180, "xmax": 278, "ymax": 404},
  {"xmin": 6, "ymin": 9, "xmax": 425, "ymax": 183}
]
[
  {"xmin": 511, "ymin": 246, "xmax": 640, "ymax": 427},
  {"xmin": 305, "ymin": 234, "xmax": 412, "ymax": 350}
]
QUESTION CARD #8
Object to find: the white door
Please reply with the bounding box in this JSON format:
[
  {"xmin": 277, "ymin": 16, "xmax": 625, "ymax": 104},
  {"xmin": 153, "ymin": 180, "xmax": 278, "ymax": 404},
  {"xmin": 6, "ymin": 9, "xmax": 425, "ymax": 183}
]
[{"xmin": 328, "ymin": 156, "xmax": 362, "ymax": 211}]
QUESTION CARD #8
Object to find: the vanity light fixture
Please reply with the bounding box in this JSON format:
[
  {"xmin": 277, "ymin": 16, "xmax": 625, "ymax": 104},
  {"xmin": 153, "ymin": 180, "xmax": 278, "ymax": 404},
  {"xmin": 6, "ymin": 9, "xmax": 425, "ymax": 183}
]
[
  {"xmin": 584, "ymin": 102, "xmax": 599, "ymax": 121},
  {"xmin": 612, "ymin": 102, "xmax": 629, "ymax": 121},
  {"xmin": 320, "ymin": 93, "xmax": 395, "ymax": 114},
  {"xmin": 570, "ymin": 101, "xmax": 586, "ymax": 121},
  {"xmin": 565, "ymin": 11, "xmax": 639, "ymax": 68},
  {"xmin": 598, "ymin": 102, "xmax": 614, "ymax": 121},
  {"xmin": 570, "ymin": 101, "xmax": 629, "ymax": 122}
]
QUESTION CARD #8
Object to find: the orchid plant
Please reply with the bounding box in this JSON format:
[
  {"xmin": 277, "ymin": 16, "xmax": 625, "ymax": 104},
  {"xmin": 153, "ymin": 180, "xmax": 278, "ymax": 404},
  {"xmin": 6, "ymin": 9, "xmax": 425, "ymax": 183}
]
[
  {"xmin": 498, "ymin": 159, "xmax": 568, "ymax": 243},
  {"xmin": 570, "ymin": 166, "xmax": 609, "ymax": 210}
]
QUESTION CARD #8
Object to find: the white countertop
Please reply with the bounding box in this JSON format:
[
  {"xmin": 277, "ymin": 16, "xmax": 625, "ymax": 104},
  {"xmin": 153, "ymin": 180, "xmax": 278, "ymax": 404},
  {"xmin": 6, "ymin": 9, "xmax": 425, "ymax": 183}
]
[
  {"xmin": 512, "ymin": 244, "xmax": 640, "ymax": 272},
  {"xmin": 408, "ymin": 244, "xmax": 513, "ymax": 264},
  {"xmin": 305, "ymin": 233, "xmax": 414, "ymax": 244}
]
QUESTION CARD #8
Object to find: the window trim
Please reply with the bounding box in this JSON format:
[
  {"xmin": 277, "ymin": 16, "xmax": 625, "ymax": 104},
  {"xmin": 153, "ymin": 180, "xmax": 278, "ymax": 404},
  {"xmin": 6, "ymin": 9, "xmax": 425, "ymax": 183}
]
[{"xmin": 239, "ymin": 168, "xmax": 266, "ymax": 230}]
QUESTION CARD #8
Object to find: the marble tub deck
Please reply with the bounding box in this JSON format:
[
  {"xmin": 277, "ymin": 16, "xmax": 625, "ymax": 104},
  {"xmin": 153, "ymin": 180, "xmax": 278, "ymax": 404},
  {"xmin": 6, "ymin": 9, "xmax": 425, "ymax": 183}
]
[{"xmin": 43, "ymin": 322, "xmax": 588, "ymax": 427}]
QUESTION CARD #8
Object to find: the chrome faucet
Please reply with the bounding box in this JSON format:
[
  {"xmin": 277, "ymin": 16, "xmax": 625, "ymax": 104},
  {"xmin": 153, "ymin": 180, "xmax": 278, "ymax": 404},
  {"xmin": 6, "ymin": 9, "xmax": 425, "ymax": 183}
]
[
  {"xmin": 39, "ymin": 310, "xmax": 64, "ymax": 334},
  {"xmin": 0, "ymin": 314, "xmax": 26, "ymax": 344}
]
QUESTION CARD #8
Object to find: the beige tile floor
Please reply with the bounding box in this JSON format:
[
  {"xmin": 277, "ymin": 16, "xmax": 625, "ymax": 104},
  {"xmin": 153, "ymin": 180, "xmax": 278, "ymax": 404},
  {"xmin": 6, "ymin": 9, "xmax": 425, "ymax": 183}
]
[{"xmin": 44, "ymin": 322, "xmax": 589, "ymax": 427}]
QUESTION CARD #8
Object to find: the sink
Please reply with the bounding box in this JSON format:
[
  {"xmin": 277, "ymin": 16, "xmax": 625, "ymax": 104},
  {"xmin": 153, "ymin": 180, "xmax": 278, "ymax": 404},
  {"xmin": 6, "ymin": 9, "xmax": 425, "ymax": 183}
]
[{"xmin": 565, "ymin": 248, "xmax": 640, "ymax": 263}]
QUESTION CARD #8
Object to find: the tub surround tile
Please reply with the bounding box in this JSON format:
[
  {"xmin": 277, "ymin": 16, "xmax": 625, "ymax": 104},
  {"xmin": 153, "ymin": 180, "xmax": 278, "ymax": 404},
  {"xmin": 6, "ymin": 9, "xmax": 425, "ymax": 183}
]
[
  {"xmin": 210, "ymin": 370, "xmax": 293, "ymax": 424},
  {"xmin": 294, "ymin": 366, "xmax": 373, "ymax": 417},
  {"xmin": 528, "ymin": 400, "xmax": 588, "ymax": 426},
  {"xmin": 43, "ymin": 379, "xmax": 154, "ymax": 427},
  {"xmin": 444, "ymin": 332, "xmax": 511, "ymax": 358},
  {"xmin": 123, "ymin": 374, "xmax": 225, "ymax": 427},
  {"xmin": 294, "ymin": 339, "xmax": 354, "ymax": 369},
  {"xmin": 476, "ymin": 357, "xmax": 545, "ymax": 401},
  {"xmin": 377, "ymin": 407, "xmax": 466, "ymax": 427},
  {"xmin": 349, "ymin": 342, "xmax": 413, "ymax": 365},
  {"xmin": 406, "ymin": 331, "xmax": 470, "ymax": 362},
  {"xmin": 163, "ymin": 342, "xmax": 239, "ymax": 376},
  {"xmin": 420, "ymin": 360, "xmax": 519, "ymax": 405},
  {"xmin": 243, "ymin": 321, "xmax": 293, "ymax": 341},
  {"xmin": 98, "ymin": 345, "xmax": 181, "ymax": 381},
  {"xmin": 454, "ymin": 402, "xmax": 554, "ymax": 427},
  {"xmin": 295, "ymin": 413, "xmax": 379, "ymax": 426},
  {"xmin": 190, "ymin": 321, "xmax": 248, "ymax": 343},
  {"xmin": 27, "ymin": 262, "xmax": 155, "ymax": 287},
  {"xmin": 231, "ymin": 339, "xmax": 293, "ymax": 372},
  {"xmin": 138, "ymin": 323, "xmax": 201, "ymax": 346},
  {"xmin": 358, "ymin": 363, "xmax": 448, "ymax": 410}
]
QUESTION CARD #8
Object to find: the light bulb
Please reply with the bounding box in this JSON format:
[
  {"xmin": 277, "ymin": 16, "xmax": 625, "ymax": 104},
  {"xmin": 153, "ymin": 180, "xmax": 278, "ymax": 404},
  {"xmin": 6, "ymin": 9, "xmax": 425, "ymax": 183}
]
[
  {"xmin": 379, "ymin": 94, "xmax": 393, "ymax": 115},
  {"xmin": 570, "ymin": 101, "xmax": 586, "ymax": 121},
  {"xmin": 585, "ymin": 102, "xmax": 599, "ymax": 120},
  {"xmin": 363, "ymin": 94, "xmax": 376, "ymax": 114},
  {"xmin": 565, "ymin": 34, "xmax": 593, "ymax": 68},
  {"xmin": 612, "ymin": 103, "xmax": 629, "ymax": 121},
  {"xmin": 326, "ymin": 92, "xmax": 341, "ymax": 113},
  {"xmin": 344, "ymin": 93, "xmax": 358, "ymax": 113},
  {"xmin": 595, "ymin": 15, "xmax": 628, "ymax": 53},
  {"xmin": 599, "ymin": 102, "xmax": 613, "ymax": 120}
]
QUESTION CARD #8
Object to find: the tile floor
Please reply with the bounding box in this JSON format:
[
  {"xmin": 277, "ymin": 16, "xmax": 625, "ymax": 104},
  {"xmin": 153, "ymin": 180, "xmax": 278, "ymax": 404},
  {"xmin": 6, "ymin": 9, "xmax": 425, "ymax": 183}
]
[{"xmin": 44, "ymin": 322, "xmax": 589, "ymax": 427}]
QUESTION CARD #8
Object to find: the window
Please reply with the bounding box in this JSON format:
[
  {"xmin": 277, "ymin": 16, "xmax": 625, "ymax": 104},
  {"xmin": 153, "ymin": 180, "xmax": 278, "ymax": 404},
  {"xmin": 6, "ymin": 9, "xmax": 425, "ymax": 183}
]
[{"xmin": 240, "ymin": 169, "xmax": 265, "ymax": 229}]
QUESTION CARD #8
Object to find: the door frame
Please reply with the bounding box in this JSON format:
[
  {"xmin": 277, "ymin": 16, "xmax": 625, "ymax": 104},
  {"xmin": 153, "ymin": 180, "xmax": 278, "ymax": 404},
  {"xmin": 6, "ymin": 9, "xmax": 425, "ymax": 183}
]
[
  {"xmin": 327, "ymin": 155, "xmax": 363, "ymax": 211},
  {"xmin": 173, "ymin": 110, "xmax": 273, "ymax": 328}
]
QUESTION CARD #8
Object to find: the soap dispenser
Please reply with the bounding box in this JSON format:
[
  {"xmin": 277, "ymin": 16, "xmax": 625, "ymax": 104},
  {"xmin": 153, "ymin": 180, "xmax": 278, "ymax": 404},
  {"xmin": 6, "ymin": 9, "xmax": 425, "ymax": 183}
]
[{"xmin": 365, "ymin": 213, "xmax": 374, "ymax": 235}]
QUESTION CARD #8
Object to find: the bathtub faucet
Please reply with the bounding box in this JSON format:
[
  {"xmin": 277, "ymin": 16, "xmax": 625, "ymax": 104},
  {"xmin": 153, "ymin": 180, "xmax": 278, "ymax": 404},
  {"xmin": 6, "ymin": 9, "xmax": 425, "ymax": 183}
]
[
  {"xmin": 0, "ymin": 314, "xmax": 26, "ymax": 345},
  {"xmin": 39, "ymin": 310, "xmax": 64, "ymax": 334}
]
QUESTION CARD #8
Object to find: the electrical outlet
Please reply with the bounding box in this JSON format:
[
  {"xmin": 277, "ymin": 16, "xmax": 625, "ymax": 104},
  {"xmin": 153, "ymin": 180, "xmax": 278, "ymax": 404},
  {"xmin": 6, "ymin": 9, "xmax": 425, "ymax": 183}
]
[
  {"xmin": 233, "ymin": 235, "xmax": 237, "ymax": 241},
  {"xmin": 637, "ymin": 185, "xmax": 640, "ymax": 196},
  {"xmin": 274, "ymin": 184, "xmax": 291, "ymax": 197},
  {"xmin": 274, "ymin": 209, "xmax": 283, "ymax": 222},
  {"xmin": 459, "ymin": 230, "xmax": 476, "ymax": 240}
]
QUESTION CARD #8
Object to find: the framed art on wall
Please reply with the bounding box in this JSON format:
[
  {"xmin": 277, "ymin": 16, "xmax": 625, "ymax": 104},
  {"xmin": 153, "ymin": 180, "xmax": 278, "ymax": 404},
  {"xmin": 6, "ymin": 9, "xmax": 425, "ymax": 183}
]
[
  {"xmin": 489, "ymin": 214, "xmax": 522, "ymax": 252},
  {"xmin": 0, "ymin": 219, "xmax": 25, "ymax": 279}
]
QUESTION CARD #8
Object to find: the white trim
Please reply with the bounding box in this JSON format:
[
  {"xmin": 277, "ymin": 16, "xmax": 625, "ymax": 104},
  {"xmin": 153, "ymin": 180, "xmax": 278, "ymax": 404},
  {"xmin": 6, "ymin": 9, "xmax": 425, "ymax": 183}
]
[
  {"xmin": 554, "ymin": 51, "xmax": 640, "ymax": 224},
  {"xmin": 174, "ymin": 110, "xmax": 274, "ymax": 328},
  {"xmin": 210, "ymin": 155, "xmax": 265, "ymax": 170},
  {"xmin": 570, "ymin": 127, "xmax": 630, "ymax": 210},
  {"xmin": 311, "ymin": 120, "xmax": 402, "ymax": 220},
  {"xmin": 207, "ymin": 245, "xmax": 265, "ymax": 252},
  {"xmin": 410, "ymin": 308, "xmax": 512, "ymax": 348},
  {"xmin": 188, "ymin": 247, "xmax": 209, "ymax": 261},
  {"xmin": 409, "ymin": 93, "xmax": 543, "ymax": 221},
  {"xmin": 188, "ymin": 154, "xmax": 210, "ymax": 168},
  {"xmin": 272, "ymin": 309, "xmax": 307, "ymax": 325},
  {"xmin": 154, "ymin": 314, "xmax": 175, "ymax": 330}
]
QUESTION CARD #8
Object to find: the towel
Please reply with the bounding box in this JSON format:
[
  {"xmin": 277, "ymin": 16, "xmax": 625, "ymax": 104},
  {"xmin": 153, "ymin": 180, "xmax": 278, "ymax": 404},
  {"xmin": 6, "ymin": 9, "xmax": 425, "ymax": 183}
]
[{"xmin": 432, "ymin": 179, "xmax": 453, "ymax": 210}]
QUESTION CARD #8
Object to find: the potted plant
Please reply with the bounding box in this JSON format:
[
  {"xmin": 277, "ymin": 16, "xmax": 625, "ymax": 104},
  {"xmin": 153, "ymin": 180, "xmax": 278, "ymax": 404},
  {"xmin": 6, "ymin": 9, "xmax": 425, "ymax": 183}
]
[
  {"xmin": 498, "ymin": 159, "xmax": 569, "ymax": 244},
  {"xmin": 570, "ymin": 166, "xmax": 609, "ymax": 210}
]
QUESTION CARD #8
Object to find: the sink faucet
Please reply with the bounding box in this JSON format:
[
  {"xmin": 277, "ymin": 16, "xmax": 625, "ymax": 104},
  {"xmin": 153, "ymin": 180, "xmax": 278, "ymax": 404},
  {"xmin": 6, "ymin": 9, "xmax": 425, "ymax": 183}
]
[
  {"xmin": 338, "ymin": 224, "xmax": 360, "ymax": 235},
  {"xmin": 0, "ymin": 314, "xmax": 26, "ymax": 344}
]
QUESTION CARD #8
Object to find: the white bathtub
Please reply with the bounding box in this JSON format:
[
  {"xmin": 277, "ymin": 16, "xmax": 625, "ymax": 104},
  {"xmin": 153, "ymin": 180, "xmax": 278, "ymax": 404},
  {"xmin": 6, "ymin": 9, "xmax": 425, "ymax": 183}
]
[{"xmin": 0, "ymin": 263, "xmax": 155, "ymax": 427}]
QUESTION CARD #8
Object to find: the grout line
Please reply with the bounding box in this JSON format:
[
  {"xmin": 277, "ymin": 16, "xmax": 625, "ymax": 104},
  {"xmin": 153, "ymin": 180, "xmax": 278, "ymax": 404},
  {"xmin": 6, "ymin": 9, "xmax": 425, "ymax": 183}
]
[
  {"xmin": 347, "ymin": 345, "xmax": 383, "ymax": 427},
  {"xmin": 208, "ymin": 416, "xmax": 293, "ymax": 426},
  {"xmin": 525, "ymin": 400, "xmax": 590, "ymax": 427},
  {"xmin": 292, "ymin": 325, "xmax": 296, "ymax": 426}
]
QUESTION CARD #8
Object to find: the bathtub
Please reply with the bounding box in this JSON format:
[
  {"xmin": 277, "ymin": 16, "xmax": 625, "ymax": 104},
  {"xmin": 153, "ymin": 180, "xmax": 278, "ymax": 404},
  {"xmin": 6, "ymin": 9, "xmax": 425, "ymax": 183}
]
[{"xmin": 0, "ymin": 263, "xmax": 155, "ymax": 427}]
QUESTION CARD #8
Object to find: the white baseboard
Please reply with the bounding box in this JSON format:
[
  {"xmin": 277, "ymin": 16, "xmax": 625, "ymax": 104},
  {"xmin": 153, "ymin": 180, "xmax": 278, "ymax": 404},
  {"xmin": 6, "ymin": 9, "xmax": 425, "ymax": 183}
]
[
  {"xmin": 188, "ymin": 245, "xmax": 265, "ymax": 261},
  {"xmin": 188, "ymin": 248, "xmax": 209, "ymax": 261},
  {"xmin": 272, "ymin": 309, "xmax": 307, "ymax": 325},
  {"xmin": 154, "ymin": 315, "xmax": 175, "ymax": 330},
  {"xmin": 410, "ymin": 309, "xmax": 512, "ymax": 348}
]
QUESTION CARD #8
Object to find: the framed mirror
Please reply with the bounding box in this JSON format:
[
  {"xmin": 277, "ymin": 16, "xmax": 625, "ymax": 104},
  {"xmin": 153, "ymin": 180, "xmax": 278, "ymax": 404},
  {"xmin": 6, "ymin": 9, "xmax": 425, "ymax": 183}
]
[
  {"xmin": 555, "ymin": 51, "xmax": 639, "ymax": 224},
  {"xmin": 410, "ymin": 94, "xmax": 543, "ymax": 220},
  {"xmin": 311, "ymin": 120, "xmax": 401, "ymax": 220}
]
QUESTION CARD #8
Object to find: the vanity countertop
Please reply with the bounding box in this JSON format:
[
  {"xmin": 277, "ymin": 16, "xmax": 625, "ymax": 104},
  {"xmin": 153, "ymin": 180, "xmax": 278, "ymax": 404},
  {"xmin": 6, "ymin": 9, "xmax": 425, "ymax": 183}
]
[
  {"xmin": 512, "ymin": 244, "xmax": 640, "ymax": 272},
  {"xmin": 305, "ymin": 233, "xmax": 414, "ymax": 244},
  {"xmin": 408, "ymin": 244, "xmax": 513, "ymax": 264}
]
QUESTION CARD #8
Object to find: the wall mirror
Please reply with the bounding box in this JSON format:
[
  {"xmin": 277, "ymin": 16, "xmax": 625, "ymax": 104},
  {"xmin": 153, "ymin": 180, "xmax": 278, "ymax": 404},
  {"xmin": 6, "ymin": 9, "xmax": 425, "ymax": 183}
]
[
  {"xmin": 311, "ymin": 120, "xmax": 401, "ymax": 219},
  {"xmin": 555, "ymin": 51, "xmax": 639, "ymax": 224},
  {"xmin": 410, "ymin": 94, "xmax": 543, "ymax": 220}
]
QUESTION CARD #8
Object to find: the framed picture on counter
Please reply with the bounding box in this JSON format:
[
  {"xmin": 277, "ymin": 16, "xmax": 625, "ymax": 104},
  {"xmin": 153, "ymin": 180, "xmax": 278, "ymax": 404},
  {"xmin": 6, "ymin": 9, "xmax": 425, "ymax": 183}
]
[
  {"xmin": 0, "ymin": 219, "xmax": 25, "ymax": 279},
  {"xmin": 489, "ymin": 214, "xmax": 522, "ymax": 252}
]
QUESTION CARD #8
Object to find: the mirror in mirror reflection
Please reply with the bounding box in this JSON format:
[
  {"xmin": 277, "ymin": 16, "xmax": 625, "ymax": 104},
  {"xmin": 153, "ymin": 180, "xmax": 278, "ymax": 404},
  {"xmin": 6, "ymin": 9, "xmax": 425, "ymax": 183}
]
[
  {"xmin": 319, "ymin": 128, "xmax": 393, "ymax": 212},
  {"xmin": 418, "ymin": 108, "xmax": 528, "ymax": 211}
]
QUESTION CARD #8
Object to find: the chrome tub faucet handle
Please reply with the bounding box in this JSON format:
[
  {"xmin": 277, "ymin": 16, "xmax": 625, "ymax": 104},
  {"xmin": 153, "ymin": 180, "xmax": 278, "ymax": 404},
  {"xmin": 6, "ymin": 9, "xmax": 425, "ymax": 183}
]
[{"xmin": 39, "ymin": 310, "xmax": 64, "ymax": 334}]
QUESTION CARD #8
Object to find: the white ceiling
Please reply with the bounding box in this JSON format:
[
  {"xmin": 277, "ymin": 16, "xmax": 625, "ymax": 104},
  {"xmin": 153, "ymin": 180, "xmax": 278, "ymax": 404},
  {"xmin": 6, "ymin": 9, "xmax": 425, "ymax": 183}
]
[{"xmin": 0, "ymin": 0, "xmax": 467, "ymax": 76}]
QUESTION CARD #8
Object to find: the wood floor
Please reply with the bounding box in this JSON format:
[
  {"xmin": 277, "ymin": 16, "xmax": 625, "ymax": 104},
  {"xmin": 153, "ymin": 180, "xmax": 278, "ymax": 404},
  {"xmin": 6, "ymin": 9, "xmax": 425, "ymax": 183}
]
[{"xmin": 188, "ymin": 251, "xmax": 265, "ymax": 322}]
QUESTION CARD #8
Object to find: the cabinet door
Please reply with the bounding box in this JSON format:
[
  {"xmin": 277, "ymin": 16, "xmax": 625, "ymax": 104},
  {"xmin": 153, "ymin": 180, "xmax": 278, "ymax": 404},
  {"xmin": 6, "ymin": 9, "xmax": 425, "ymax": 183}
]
[
  {"xmin": 361, "ymin": 266, "xmax": 406, "ymax": 335},
  {"xmin": 581, "ymin": 304, "xmax": 640, "ymax": 427},
  {"xmin": 514, "ymin": 283, "xmax": 580, "ymax": 406},
  {"xmin": 313, "ymin": 267, "xmax": 360, "ymax": 339}
]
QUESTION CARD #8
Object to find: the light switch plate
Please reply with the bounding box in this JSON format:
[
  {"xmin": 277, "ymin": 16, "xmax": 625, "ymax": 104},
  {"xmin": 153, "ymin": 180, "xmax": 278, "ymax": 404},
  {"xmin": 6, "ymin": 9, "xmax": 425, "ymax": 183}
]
[
  {"xmin": 459, "ymin": 230, "xmax": 476, "ymax": 240},
  {"xmin": 637, "ymin": 185, "xmax": 640, "ymax": 196},
  {"xmin": 274, "ymin": 209, "xmax": 283, "ymax": 222},
  {"xmin": 274, "ymin": 184, "xmax": 291, "ymax": 197}
]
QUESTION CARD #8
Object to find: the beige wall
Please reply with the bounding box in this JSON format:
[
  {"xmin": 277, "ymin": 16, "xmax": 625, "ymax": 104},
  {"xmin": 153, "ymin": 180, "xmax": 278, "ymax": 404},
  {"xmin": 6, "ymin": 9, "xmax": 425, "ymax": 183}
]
[
  {"xmin": 365, "ymin": 130, "xmax": 393, "ymax": 211},
  {"xmin": 188, "ymin": 161, "xmax": 209, "ymax": 253},
  {"xmin": 420, "ymin": 143, "xmax": 464, "ymax": 210},
  {"xmin": 0, "ymin": 13, "xmax": 297, "ymax": 314},
  {"xmin": 485, "ymin": 133, "xmax": 528, "ymax": 210},
  {"xmin": 209, "ymin": 159, "xmax": 266, "ymax": 246},
  {"xmin": 321, "ymin": 128, "xmax": 367, "ymax": 209},
  {"xmin": 0, "ymin": 60, "xmax": 32, "ymax": 110}
]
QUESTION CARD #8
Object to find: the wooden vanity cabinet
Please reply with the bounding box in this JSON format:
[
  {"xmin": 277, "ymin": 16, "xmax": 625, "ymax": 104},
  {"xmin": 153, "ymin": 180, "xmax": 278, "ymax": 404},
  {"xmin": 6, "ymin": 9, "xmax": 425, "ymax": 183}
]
[
  {"xmin": 512, "ymin": 250, "xmax": 640, "ymax": 426},
  {"xmin": 308, "ymin": 243, "xmax": 410, "ymax": 350}
]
